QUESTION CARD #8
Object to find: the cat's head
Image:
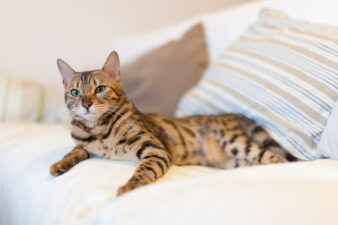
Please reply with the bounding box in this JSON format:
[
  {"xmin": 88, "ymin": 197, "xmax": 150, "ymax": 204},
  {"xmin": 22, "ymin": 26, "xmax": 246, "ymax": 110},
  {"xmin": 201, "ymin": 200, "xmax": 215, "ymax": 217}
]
[{"xmin": 57, "ymin": 51, "xmax": 125, "ymax": 122}]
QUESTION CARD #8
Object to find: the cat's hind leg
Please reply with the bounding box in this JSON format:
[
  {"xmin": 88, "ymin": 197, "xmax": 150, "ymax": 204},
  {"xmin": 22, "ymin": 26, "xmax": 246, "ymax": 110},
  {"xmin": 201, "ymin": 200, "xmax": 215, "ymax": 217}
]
[
  {"xmin": 235, "ymin": 114, "xmax": 298, "ymax": 161},
  {"xmin": 220, "ymin": 134, "xmax": 287, "ymax": 169}
]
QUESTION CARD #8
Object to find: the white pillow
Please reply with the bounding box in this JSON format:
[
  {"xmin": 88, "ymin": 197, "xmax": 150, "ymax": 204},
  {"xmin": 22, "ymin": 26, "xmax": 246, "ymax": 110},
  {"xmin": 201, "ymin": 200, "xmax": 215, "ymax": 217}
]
[
  {"xmin": 0, "ymin": 76, "xmax": 68, "ymax": 123},
  {"xmin": 318, "ymin": 101, "xmax": 338, "ymax": 159}
]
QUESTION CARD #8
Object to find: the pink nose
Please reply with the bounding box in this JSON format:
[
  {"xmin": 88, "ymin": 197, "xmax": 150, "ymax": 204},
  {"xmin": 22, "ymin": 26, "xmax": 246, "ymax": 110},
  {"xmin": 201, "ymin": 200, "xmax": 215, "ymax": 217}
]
[{"xmin": 82, "ymin": 100, "xmax": 92, "ymax": 110}]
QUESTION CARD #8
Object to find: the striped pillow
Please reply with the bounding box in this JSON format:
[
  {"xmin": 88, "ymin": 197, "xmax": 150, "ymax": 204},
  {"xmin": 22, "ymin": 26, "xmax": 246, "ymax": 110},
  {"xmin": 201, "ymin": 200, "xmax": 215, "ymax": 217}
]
[
  {"xmin": 176, "ymin": 9, "xmax": 338, "ymax": 160},
  {"xmin": 0, "ymin": 75, "xmax": 69, "ymax": 123}
]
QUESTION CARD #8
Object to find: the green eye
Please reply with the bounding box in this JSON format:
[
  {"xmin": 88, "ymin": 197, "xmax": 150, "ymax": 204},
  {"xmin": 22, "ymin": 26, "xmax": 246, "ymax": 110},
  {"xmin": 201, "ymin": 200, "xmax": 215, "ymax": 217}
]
[
  {"xmin": 96, "ymin": 85, "xmax": 106, "ymax": 93},
  {"xmin": 71, "ymin": 89, "xmax": 80, "ymax": 97}
]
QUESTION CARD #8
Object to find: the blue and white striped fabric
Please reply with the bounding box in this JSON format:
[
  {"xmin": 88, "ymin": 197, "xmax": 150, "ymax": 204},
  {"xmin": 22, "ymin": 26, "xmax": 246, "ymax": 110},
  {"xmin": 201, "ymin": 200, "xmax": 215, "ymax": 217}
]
[{"xmin": 176, "ymin": 9, "xmax": 338, "ymax": 160}]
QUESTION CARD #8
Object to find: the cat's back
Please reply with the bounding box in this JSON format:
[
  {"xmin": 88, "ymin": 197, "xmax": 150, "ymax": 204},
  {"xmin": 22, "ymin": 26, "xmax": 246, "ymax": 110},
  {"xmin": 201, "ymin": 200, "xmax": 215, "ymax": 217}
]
[
  {"xmin": 143, "ymin": 113, "xmax": 245, "ymax": 165},
  {"xmin": 147, "ymin": 112, "xmax": 239, "ymax": 132}
]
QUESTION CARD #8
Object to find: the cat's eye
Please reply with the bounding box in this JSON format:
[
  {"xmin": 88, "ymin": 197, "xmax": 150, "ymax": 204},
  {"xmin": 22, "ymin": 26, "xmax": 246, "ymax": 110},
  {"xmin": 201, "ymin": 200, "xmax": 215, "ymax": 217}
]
[
  {"xmin": 70, "ymin": 89, "xmax": 80, "ymax": 97},
  {"xmin": 96, "ymin": 85, "xmax": 106, "ymax": 93}
]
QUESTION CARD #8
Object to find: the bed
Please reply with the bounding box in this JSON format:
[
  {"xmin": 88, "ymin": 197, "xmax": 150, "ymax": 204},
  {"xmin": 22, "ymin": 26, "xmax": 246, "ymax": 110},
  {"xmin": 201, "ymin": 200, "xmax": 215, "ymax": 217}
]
[
  {"xmin": 1, "ymin": 0, "xmax": 338, "ymax": 224},
  {"xmin": 1, "ymin": 123, "xmax": 338, "ymax": 225}
]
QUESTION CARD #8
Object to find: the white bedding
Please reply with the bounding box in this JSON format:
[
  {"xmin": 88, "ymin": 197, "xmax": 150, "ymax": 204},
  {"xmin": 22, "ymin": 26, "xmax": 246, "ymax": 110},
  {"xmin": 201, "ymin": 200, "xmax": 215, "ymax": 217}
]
[{"xmin": 1, "ymin": 122, "xmax": 338, "ymax": 225}]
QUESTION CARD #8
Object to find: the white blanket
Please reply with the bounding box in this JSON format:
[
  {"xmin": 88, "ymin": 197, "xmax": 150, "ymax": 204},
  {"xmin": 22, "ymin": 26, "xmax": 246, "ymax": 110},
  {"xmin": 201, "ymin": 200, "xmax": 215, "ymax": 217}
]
[{"xmin": 1, "ymin": 123, "xmax": 338, "ymax": 225}]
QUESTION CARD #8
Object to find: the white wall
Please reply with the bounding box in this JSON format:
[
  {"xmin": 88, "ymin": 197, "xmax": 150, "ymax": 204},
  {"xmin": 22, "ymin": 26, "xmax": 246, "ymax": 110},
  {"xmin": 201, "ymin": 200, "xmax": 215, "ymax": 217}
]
[
  {"xmin": 1, "ymin": 0, "xmax": 254, "ymax": 35},
  {"xmin": 93, "ymin": 0, "xmax": 255, "ymax": 34},
  {"xmin": 0, "ymin": 0, "xmax": 255, "ymax": 85}
]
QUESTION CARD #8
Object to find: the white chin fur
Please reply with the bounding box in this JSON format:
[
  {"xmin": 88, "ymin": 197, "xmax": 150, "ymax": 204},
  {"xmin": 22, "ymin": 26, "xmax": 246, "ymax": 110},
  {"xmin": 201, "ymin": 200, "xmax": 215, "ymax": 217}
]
[
  {"xmin": 71, "ymin": 107, "xmax": 103, "ymax": 122},
  {"xmin": 81, "ymin": 113, "xmax": 101, "ymax": 121}
]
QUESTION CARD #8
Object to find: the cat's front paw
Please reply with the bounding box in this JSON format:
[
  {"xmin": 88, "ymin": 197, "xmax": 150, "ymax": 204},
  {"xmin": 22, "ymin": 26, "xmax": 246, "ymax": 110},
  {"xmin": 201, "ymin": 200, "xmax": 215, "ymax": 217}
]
[{"xmin": 50, "ymin": 160, "xmax": 72, "ymax": 176}]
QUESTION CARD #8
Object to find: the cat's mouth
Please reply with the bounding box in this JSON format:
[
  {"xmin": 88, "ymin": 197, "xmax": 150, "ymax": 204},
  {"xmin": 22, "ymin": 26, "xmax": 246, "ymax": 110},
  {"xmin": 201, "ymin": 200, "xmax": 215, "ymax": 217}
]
[
  {"xmin": 80, "ymin": 113, "xmax": 100, "ymax": 122},
  {"xmin": 72, "ymin": 107, "xmax": 103, "ymax": 121},
  {"xmin": 79, "ymin": 110, "xmax": 99, "ymax": 120},
  {"xmin": 83, "ymin": 111, "xmax": 98, "ymax": 117},
  {"xmin": 82, "ymin": 107, "xmax": 96, "ymax": 115}
]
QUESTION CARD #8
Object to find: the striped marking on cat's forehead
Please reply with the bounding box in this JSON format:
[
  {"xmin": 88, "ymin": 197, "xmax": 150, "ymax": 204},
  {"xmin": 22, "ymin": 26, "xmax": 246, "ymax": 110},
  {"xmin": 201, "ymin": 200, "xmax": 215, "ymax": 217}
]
[
  {"xmin": 77, "ymin": 70, "xmax": 108, "ymax": 86},
  {"xmin": 71, "ymin": 70, "xmax": 103, "ymax": 88},
  {"xmin": 79, "ymin": 71, "xmax": 94, "ymax": 84}
]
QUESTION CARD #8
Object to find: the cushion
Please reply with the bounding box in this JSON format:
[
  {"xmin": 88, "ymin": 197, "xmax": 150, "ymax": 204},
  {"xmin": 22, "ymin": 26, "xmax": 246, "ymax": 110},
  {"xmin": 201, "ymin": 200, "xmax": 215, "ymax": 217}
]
[
  {"xmin": 121, "ymin": 23, "xmax": 208, "ymax": 116},
  {"xmin": 176, "ymin": 9, "xmax": 338, "ymax": 160},
  {"xmin": 0, "ymin": 75, "xmax": 68, "ymax": 122},
  {"xmin": 318, "ymin": 100, "xmax": 338, "ymax": 159}
]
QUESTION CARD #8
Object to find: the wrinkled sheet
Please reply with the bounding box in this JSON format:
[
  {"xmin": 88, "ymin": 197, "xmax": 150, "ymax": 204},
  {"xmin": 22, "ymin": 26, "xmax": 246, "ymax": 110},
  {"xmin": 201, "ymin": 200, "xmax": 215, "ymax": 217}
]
[{"xmin": 0, "ymin": 122, "xmax": 338, "ymax": 225}]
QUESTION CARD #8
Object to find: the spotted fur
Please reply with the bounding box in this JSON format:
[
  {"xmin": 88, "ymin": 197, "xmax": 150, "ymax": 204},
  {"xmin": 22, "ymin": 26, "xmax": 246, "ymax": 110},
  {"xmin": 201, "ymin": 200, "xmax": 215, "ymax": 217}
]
[{"xmin": 50, "ymin": 51, "xmax": 298, "ymax": 196}]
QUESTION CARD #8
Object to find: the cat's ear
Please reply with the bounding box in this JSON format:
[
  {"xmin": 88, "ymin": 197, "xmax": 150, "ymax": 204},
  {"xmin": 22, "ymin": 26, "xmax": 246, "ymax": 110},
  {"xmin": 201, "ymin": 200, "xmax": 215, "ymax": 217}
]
[
  {"xmin": 57, "ymin": 58, "xmax": 75, "ymax": 86},
  {"xmin": 103, "ymin": 51, "xmax": 120, "ymax": 81}
]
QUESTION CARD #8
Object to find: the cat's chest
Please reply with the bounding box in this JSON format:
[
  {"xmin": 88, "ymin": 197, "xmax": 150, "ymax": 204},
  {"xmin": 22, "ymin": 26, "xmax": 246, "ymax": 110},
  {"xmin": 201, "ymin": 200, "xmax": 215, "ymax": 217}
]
[
  {"xmin": 70, "ymin": 121, "xmax": 139, "ymax": 162},
  {"xmin": 73, "ymin": 132, "xmax": 136, "ymax": 161}
]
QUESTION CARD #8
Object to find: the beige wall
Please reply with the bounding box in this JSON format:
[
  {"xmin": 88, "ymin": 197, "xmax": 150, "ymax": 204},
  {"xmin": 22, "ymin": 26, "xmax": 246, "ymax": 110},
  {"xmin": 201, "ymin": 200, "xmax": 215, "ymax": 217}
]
[
  {"xmin": 107, "ymin": 0, "xmax": 255, "ymax": 34},
  {"xmin": 0, "ymin": 0, "xmax": 255, "ymax": 36},
  {"xmin": 0, "ymin": 0, "xmax": 257, "ymax": 85}
]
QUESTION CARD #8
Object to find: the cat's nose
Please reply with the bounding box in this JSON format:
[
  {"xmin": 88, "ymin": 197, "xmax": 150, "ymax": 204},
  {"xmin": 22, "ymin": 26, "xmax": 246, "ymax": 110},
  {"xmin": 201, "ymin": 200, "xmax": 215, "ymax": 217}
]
[{"xmin": 82, "ymin": 99, "xmax": 92, "ymax": 110}]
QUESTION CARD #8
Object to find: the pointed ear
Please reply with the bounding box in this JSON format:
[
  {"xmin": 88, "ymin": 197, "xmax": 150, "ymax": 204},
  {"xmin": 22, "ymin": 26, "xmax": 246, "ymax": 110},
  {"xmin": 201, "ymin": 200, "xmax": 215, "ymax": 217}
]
[
  {"xmin": 57, "ymin": 58, "xmax": 75, "ymax": 86},
  {"xmin": 103, "ymin": 51, "xmax": 120, "ymax": 81}
]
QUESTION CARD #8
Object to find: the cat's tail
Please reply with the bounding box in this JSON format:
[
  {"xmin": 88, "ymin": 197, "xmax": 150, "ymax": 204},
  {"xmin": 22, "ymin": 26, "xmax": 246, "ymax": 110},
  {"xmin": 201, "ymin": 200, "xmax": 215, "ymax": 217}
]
[{"xmin": 235, "ymin": 114, "xmax": 299, "ymax": 162}]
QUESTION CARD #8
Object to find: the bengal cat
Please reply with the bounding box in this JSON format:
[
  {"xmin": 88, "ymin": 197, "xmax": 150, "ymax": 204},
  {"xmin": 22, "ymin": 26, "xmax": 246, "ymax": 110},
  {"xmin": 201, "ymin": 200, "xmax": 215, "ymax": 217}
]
[{"xmin": 50, "ymin": 51, "xmax": 298, "ymax": 196}]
